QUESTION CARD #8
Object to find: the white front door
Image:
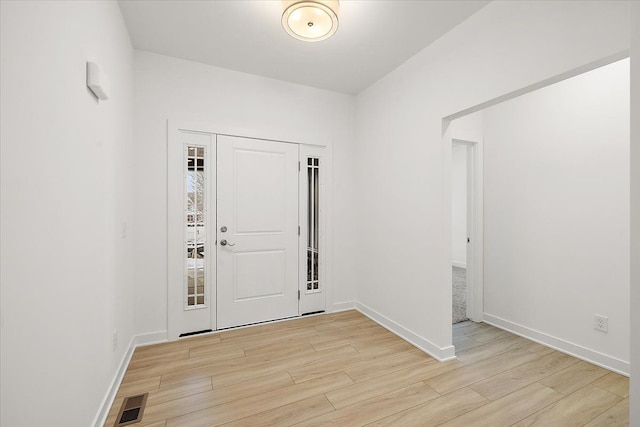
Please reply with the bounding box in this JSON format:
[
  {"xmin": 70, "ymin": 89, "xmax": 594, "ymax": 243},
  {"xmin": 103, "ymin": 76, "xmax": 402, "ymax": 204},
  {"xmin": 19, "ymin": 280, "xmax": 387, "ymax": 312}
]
[{"xmin": 216, "ymin": 135, "xmax": 299, "ymax": 329}]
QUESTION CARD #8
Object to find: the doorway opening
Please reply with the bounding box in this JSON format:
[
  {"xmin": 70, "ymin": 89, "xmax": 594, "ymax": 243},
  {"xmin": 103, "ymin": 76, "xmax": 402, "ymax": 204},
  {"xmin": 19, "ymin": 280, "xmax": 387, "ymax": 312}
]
[
  {"xmin": 445, "ymin": 55, "xmax": 630, "ymax": 370},
  {"xmin": 451, "ymin": 141, "xmax": 469, "ymax": 324},
  {"xmin": 448, "ymin": 117, "xmax": 483, "ymax": 328}
]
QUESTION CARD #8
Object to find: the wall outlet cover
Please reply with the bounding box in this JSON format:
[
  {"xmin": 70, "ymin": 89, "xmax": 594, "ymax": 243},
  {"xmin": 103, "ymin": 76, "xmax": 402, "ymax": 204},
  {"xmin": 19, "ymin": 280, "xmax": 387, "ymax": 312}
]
[{"xmin": 594, "ymin": 314, "xmax": 608, "ymax": 333}]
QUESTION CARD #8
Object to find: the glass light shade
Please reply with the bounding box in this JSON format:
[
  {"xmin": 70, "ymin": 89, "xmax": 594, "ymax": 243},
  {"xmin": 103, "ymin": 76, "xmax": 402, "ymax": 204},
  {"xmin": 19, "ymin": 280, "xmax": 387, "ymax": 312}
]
[{"xmin": 282, "ymin": 1, "xmax": 339, "ymax": 42}]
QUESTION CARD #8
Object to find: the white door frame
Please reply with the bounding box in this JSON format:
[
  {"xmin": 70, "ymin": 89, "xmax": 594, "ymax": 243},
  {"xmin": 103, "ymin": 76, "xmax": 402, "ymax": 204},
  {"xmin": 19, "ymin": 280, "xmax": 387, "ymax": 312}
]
[
  {"xmin": 443, "ymin": 126, "xmax": 484, "ymax": 326},
  {"xmin": 167, "ymin": 121, "xmax": 333, "ymax": 341}
]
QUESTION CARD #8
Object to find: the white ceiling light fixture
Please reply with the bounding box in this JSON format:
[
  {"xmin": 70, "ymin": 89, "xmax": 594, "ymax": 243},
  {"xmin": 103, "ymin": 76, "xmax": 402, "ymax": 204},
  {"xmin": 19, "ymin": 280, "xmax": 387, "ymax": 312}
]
[{"xmin": 282, "ymin": 0, "xmax": 339, "ymax": 42}]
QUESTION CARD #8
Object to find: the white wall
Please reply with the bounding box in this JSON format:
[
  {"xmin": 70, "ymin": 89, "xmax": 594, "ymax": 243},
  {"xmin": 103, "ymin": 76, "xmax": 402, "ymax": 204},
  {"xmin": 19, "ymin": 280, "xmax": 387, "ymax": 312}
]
[
  {"xmin": 0, "ymin": 2, "xmax": 135, "ymax": 426},
  {"xmin": 355, "ymin": 0, "xmax": 630, "ymax": 359},
  {"xmin": 451, "ymin": 143, "xmax": 467, "ymax": 267},
  {"xmin": 630, "ymin": 1, "xmax": 640, "ymax": 423},
  {"xmin": 483, "ymin": 59, "xmax": 630, "ymax": 371},
  {"xmin": 133, "ymin": 51, "xmax": 357, "ymax": 337},
  {"xmin": 452, "ymin": 111, "xmax": 484, "ymax": 141}
]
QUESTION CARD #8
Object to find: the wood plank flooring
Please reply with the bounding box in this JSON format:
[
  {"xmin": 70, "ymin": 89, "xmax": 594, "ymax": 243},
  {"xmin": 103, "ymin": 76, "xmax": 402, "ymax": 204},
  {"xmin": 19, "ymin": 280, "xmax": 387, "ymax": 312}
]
[{"xmin": 104, "ymin": 311, "xmax": 628, "ymax": 426}]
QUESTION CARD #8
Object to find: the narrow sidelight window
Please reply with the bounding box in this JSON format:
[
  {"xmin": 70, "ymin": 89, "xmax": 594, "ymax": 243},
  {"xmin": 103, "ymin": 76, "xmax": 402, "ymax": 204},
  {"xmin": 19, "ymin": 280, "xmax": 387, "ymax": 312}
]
[
  {"xmin": 185, "ymin": 146, "xmax": 206, "ymax": 308},
  {"xmin": 306, "ymin": 157, "xmax": 320, "ymax": 293}
]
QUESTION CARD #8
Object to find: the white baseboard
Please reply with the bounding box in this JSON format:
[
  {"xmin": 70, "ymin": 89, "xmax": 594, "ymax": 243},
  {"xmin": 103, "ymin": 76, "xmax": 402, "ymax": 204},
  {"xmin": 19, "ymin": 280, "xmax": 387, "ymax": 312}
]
[
  {"xmin": 452, "ymin": 261, "xmax": 467, "ymax": 269},
  {"xmin": 135, "ymin": 330, "xmax": 168, "ymax": 347},
  {"xmin": 356, "ymin": 302, "xmax": 456, "ymax": 361},
  {"xmin": 332, "ymin": 300, "xmax": 356, "ymax": 313},
  {"xmin": 92, "ymin": 336, "xmax": 136, "ymax": 427},
  {"xmin": 483, "ymin": 313, "xmax": 630, "ymax": 376}
]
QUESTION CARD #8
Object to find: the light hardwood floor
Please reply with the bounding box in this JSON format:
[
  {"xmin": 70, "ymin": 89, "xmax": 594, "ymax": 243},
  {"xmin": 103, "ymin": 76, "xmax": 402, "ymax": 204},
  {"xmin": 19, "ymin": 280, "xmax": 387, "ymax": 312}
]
[{"xmin": 104, "ymin": 311, "xmax": 629, "ymax": 426}]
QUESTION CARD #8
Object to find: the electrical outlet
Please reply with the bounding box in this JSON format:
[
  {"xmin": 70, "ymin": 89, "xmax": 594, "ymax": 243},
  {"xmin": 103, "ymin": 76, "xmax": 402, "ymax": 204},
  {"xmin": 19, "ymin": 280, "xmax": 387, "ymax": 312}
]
[
  {"xmin": 594, "ymin": 314, "xmax": 608, "ymax": 333},
  {"xmin": 113, "ymin": 330, "xmax": 118, "ymax": 351}
]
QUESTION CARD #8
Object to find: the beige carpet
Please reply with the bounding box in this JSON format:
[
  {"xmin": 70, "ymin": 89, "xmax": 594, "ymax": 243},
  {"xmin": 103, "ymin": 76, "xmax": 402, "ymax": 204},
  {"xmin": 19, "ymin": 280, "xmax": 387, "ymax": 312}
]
[{"xmin": 452, "ymin": 266, "xmax": 468, "ymax": 324}]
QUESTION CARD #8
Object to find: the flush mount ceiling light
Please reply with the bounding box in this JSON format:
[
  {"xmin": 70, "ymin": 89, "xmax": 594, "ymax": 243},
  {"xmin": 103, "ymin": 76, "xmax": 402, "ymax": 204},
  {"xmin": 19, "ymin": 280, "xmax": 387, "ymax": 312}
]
[{"xmin": 282, "ymin": 0, "xmax": 339, "ymax": 42}]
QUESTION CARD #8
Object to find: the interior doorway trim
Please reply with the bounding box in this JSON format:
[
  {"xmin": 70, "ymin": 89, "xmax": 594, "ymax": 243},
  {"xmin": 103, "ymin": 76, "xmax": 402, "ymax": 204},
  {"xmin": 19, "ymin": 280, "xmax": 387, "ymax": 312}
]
[{"xmin": 167, "ymin": 120, "xmax": 334, "ymax": 341}]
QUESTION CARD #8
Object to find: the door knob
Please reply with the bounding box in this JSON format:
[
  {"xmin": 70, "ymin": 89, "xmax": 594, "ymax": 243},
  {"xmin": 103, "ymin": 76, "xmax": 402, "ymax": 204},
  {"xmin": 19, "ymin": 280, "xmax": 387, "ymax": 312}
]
[{"xmin": 220, "ymin": 239, "xmax": 235, "ymax": 247}]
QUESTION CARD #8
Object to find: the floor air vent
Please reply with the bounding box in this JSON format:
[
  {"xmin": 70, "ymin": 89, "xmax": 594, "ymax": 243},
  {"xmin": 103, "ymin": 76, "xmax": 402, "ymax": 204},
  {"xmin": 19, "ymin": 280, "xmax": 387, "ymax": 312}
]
[{"xmin": 115, "ymin": 393, "xmax": 148, "ymax": 426}]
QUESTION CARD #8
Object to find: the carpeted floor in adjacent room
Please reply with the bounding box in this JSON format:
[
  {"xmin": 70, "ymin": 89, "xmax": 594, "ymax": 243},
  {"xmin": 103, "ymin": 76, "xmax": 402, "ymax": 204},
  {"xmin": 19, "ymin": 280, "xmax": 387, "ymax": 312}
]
[{"xmin": 452, "ymin": 266, "xmax": 468, "ymax": 324}]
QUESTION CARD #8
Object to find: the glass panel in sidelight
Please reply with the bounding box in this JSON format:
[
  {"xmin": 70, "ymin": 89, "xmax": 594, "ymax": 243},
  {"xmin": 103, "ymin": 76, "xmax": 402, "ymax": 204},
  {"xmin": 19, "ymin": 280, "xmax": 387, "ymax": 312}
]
[{"xmin": 185, "ymin": 145, "xmax": 206, "ymax": 308}]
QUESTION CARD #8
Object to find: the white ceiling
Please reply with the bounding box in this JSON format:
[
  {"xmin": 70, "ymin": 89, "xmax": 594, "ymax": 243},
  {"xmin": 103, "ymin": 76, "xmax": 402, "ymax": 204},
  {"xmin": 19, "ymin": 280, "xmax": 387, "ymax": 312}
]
[{"xmin": 118, "ymin": 0, "xmax": 489, "ymax": 95}]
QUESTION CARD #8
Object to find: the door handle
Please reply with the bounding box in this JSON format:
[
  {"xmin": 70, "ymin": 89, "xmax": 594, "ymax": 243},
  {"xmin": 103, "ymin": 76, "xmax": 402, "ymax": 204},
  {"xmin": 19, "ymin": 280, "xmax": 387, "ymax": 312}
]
[{"xmin": 220, "ymin": 239, "xmax": 235, "ymax": 247}]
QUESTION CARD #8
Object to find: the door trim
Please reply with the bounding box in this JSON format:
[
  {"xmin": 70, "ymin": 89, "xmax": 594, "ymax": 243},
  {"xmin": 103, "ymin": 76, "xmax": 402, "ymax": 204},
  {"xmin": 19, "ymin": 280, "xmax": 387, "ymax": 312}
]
[{"xmin": 167, "ymin": 121, "xmax": 334, "ymax": 341}]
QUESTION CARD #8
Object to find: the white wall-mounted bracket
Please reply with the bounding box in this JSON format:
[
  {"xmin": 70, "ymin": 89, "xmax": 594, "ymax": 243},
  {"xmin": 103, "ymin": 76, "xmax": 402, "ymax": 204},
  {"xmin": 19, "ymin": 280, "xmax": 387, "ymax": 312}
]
[{"xmin": 86, "ymin": 61, "xmax": 109, "ymax": 100}]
